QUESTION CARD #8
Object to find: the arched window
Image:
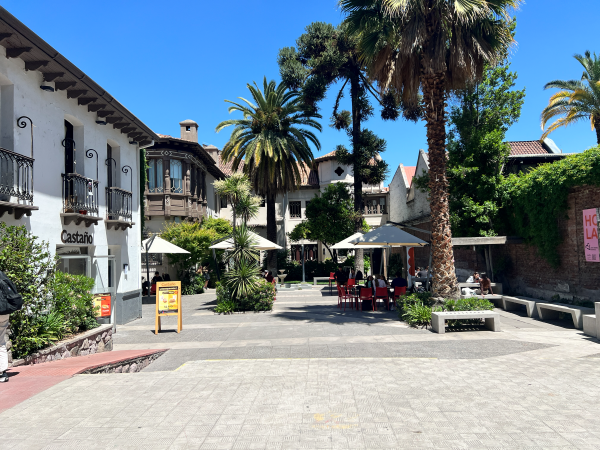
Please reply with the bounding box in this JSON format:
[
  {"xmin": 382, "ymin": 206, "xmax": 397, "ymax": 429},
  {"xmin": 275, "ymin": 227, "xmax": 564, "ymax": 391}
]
[
  {"xmin": 170, "ymin": 159, "xmax": 183, "ymax": 193},
  {"xmin": 148, "ymin": 159, "xmax": 163, "ymax": 193}
]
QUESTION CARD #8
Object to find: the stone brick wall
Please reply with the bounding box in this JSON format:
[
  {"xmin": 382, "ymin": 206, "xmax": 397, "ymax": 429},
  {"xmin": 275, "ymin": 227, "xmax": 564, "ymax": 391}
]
[
  {"xmin": 454, "ymin": 186, "xmax": 600, "ymax": 302},
  {"xmin": 82, "ymin": 350, "xmax": 166, "ymax": 374},
  {"xmin": 10, "ymin": 324, "xmax": 114, "ymax": 367}
]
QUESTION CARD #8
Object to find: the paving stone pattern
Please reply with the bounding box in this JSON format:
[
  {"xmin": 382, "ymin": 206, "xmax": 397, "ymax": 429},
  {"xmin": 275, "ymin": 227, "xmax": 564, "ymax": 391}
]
[{"xmin": 1, "ymin": 288, "xmax": 600, "ymax": 449}]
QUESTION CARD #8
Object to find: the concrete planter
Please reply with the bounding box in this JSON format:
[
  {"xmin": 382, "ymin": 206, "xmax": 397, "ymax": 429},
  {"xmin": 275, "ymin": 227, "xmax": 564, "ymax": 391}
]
[{"xmin": 9, "ymin": 324, "xmax": 114, "ymax": 367}]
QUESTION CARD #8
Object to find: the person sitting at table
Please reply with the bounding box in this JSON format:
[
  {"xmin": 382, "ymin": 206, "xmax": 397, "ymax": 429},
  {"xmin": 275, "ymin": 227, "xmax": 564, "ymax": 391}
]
[
  {"xmin": 349, "ymin": 268, "xmax": 356, "ymax": 280},
  {"xmin": 391, "ymin": 271, "xmax": 407, "ymax": 288},
  {"xmin": 365, "ymin": 275, "xmax": 374, "ymax": 288},
  {"xmin": 355, "ymin": 269, "xmax": 363, "ymax": 281},
  {"xmin": 265, "ymin": 270, "xmax": 274, "ymax": 283},
  {"xmin": 334, "ymin": 266, "xmax": 348, "ymax": 286},
  {"xmin": 479, "ymin": 272, "xmax": 493, "ymax": 295},
  {"xmin": 417, "ymin": 267, "xmax": 428, "ymax": 278},
  {"xmin": 376, "ymin": 275, "xmax": 387, "ymax": 288}
]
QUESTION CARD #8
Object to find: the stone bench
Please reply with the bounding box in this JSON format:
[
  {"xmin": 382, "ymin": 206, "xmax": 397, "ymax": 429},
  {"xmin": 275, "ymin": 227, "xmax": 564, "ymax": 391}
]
[
  {"xmin": 535, "ymin": 303, "xmax": 595, "ymax": 329},
  {"xmin": 313, "ymin": 277, "xmax": 332, "ymax": 286},
  {"xmin": 502, "ymin": 295, "xmax": 543, "ymax": 318},
  {"xmin": 583, "ymin": 315, "xmax": 597, "ymax": 338},
  {"xmin": 431, "ymin": 311, "xmax": 500, "ymax": 334}
]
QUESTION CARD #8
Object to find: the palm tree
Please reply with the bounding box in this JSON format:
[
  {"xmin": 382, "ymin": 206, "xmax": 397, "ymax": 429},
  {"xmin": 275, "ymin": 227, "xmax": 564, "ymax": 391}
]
[
  {"xmin": 235, "ymin": 194, "xmax": 262, "ymax": 225},
  {"xmin": 541, "ymin": 51, "xmax": 600, "ymax": 144},
  {"xmin": 340, "ymin": 0, "xmax": 519, "ymax": 298},
  {"xmin": 216, "ymin": 77, "xmax": 322, "ymax": 272},
  {"xmin": 214, "ymin": 173, "xmax": 251, "ymax": 230}
]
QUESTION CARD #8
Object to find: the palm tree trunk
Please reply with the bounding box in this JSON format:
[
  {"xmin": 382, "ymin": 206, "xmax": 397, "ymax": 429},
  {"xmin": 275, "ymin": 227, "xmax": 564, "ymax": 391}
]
[
  {"xmin": 266, "ymin": 193, "xmax": 278, "ymax": 273},
  {"xmin": 350, "ymin": 74, "xmax": 365, "ymax": 275},
  {"xmin": 595, "ymin": 117, "xmax": 600, "ymax": 145},
  {"xmin": 422, "ymin": 71, "xmax": 459, "ymax": 299}
]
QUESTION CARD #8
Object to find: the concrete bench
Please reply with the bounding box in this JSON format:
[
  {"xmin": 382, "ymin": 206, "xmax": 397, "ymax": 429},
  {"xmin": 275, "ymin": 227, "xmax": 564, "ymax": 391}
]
[
  {"xmin": 313, "ymin": 277, "xmax": 332, "ymax": 286},
  {"xmin": 502, "ymin": 296, "xmax": 543, "ymax": 318},
  {"xmin": 583, "ymin": 315, "xmax": 597, "ymax": 338},
  {"xmin": 431, "ymin": 311, "xmax": 500, "ymax": 334},
  {"xmin": 535, "ymin": 303, "xmax": 595, "ymax": 329}
]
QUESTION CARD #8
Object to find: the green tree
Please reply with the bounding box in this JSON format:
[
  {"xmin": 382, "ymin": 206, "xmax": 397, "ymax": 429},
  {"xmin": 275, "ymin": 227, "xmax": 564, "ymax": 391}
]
[
  {"xmin": 541, "ymin": 51, "xmax": 600, "ymax": 144},
  {"xmin": 288, "ymin": 183, "xmax": 367, "ymax": 262},
  {"xmin": 216, "ymin": 78, "xmax": 322, "ymax": 272},
  {"xmin": 341, "ymin": 0, "xmax": 520, "ymax": 298},
  {"xmin": 161, "ymin": 218, "xmax": 232, "ymax": 275},
  {"xmin": 447, "ymin": 49, "xmax": 526, "ymax": 237},
  {"xmin": 278, "ymin": 22, "xmax": 396, "ymax": 273},
  {"xmin": 214, "ymin": 173, "xmax": 251, "ymax": 230}
]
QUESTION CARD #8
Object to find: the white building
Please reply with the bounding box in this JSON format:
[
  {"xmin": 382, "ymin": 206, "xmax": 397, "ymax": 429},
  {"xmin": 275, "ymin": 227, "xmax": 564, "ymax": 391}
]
[
  {"xmin": 216, "ymin": 149, "xmax": 390, "ymax": 262},
  {"xmin": 0, "ymin": 8, "xmax": 157, "ymax": 324}
]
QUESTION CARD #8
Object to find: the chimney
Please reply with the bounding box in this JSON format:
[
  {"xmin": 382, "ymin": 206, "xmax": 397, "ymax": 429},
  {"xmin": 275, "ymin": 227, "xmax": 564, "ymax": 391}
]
[
  {"xmin": 203, "ymin": 144, "xmax": 219, "ymax": 163},
  {"xmin": 179, "ymin": 119, "xmax": 198, "ymax": 143}
]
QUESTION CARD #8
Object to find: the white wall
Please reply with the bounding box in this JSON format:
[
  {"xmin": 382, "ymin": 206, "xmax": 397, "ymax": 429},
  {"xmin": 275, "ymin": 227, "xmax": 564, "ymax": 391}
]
[
  {"xmin": 0, "ymin": 46, "xmax": 142, "ymax": 297},
  {"xmin": 389, "ymin": 149, "xmax": 430, "ymax": 223}
]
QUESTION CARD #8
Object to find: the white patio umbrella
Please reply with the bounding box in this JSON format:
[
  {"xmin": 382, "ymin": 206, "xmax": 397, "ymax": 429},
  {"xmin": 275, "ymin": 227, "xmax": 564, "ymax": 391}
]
[
  {"xmin": 331, "ymin": 232, "xmax": 388, "ymax": 249},
  {"xmin": 209, "ymin": 231, "xmax": 282, "ymax": 251},
  {"xmin": 349, "ymin": 224, "xmax": 428, "ymax": 280},
  {"xmin": 141, "ymin": 236, "xmax": 189, "ymax": 300},
  {"xmin": 349, "ymin": 224, "xmax": 428, "ymax": 247}
]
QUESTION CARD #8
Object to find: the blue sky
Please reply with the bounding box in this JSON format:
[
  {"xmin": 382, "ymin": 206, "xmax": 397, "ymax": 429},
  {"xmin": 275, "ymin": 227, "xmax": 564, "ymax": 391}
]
[{"xmin": 4, "ymin": 0, "xmax": 599, "ymax": 184}]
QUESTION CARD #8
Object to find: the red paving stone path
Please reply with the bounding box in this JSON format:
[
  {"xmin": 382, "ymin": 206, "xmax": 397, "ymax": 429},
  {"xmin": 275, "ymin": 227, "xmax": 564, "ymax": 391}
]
[{"xmin": 0, "ymin": 349, "xmax": 166, "ymax": 413}]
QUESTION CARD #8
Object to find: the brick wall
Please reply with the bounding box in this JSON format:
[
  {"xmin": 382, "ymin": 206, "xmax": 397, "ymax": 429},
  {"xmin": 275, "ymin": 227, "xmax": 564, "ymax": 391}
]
[{"xmin": 453, "ymin": 186, "xmax": 600, "ymax": 301}]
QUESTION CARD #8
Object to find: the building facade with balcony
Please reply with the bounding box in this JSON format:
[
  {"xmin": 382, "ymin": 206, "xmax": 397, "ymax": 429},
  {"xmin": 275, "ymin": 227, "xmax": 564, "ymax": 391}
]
[
  {"xmin": 216, "ymin": 149, "xmax": 390, "ymax": 263},
  {"xmin": 0, "ymin": 7, "xmax": 157, "ymax": 324},
  {"xmin": 142, "ymin": 120, "xmax": 226, "ymax": 279}
]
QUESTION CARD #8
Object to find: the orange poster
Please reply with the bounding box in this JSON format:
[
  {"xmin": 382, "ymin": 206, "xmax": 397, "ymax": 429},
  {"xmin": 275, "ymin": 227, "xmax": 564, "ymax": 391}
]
[{"xmin": 93, "ymin": 294, "xmax": 111, "ymax": 317}]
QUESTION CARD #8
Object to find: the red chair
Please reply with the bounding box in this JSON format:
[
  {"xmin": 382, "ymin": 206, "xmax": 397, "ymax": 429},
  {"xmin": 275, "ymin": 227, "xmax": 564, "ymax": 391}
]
[
  {"xmin": 337, "ymin": 285, "xmax": 353, "ymax": 311},
  {"xmin": 359, "ymin": 287, "xmax": 375, "ymax": 311},
  {"xmin": 329, "ymin": 272, "xmax": 336, "ymax": 295},
  {"xmin": 392, "ymin": 286, "xmax": 406, "ymax": 308},
  {"xmin": 150, "ymin": 283, "xmax": 157, "ymax": 295},
  {"xmin": 375, "ymin": 287, "xmax": 389, "ymax": 311},
  {"xmin": 346, "ymin": 279, "xmax": 357, "ymax": 307}
]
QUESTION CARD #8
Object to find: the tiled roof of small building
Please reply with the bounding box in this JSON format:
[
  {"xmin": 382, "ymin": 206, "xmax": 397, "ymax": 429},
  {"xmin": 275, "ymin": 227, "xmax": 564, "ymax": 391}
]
[
  {"xmin": 508, "ymin": 141, "xmax": 551, "ymax": 156},
  {"xmin": 403, "ymin": 166, "xmax": 417, "ymax": 186}
]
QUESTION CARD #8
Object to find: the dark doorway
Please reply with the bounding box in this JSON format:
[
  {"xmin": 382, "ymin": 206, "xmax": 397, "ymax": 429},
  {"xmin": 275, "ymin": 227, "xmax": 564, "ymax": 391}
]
[{"xmin": 64, "ymin": 120, "xmax": 75, "ymax": 174}]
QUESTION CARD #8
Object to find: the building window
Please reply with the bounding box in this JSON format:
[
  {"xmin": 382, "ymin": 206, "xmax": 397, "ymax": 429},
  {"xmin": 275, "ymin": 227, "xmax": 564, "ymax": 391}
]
[
  {"xmin": 305, "ymin": 200, "xmax": 311, "ymax": 217},
  {"xmin": 334, "ymin": 166, "xmax": 344, "ymax": 176},
  {"xmin": 289, "ymin": 201, "xmax": 301, "ymax": 218},
  {"xmin": 186, "ymin": 126, "xmax": 191, "ymax": 131},
  {"xmin": 259, "ymin": 196, "xmax": 266, "ymax": 207},
  {"xmin": 379, "ymin": 197, "xmax": 386, "ymax": 214},
  {"xmin": 148, "ymin": 159, "xmax": 163, "ymax": 193},
  {"xmin": 220, "ymin": 196, "xmax": 227, "ymax": 208},
  {"xmin": 170, "ymin": 159, "xmax": 183, "ymax": 193}
]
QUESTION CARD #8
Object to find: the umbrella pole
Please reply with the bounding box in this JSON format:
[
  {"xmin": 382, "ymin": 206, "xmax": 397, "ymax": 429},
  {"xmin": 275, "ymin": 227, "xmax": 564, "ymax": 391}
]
[
  {"xmin": 301, "ymin": 244, "xmax": 305, "ymax": 284},
  {"xmin": 425, "ymin": 243, "xmax": 432, "ymax": 292},
  {"xmin": 145, "ymin": 249, "xmax": 150, "ymax": 303}
]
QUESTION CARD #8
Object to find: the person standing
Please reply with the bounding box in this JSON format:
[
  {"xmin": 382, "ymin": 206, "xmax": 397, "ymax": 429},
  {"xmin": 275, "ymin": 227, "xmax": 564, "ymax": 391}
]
[
  {"xmin": 334, "ymin": 266, "xmax": 347, "ymax": 286},
  {"xmin": 203, "ymin": 267, "xmax": 210, "ymax": 290},
  {"xmin": 0, "ymin": 314, "xmax": 9, "ymax": 382}
]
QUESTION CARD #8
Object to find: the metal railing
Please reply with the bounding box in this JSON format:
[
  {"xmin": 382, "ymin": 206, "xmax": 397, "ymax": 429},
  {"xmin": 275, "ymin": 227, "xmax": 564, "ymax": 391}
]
[
  {"xmin": 0, "ymin": 147, "xmax": 34, "ymax": 204},
  {"xmin": 62, "ymin": 173, "xmax": 99, "ymax": 216},
  {"xmin": 106, "ymin": 187, "xmax": 132, "ymax": 222}
]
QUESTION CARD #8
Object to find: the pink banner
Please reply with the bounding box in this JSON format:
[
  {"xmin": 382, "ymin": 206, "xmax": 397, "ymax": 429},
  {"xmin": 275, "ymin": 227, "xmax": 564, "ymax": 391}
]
[{"xmin": 583, "ymin": 208, "xmax": 599, "ymax": 262}]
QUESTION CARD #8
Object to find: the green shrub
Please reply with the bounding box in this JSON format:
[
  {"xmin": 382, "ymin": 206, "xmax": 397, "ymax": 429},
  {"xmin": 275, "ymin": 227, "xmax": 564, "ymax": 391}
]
[
  {"xmin": 397, "ymin": 292, "xmax": 434, "ymax": 318},
  {"xmin": 51, "ymin": 272, "xmax": 98, "ymax": 333},
  {"xmin": 214, "ymin": 299, "xmax": 236, "ymax": 314},
  {"xmin": 181, "ymin": 271, "xmax": 205, "ymax": 295},
  {"xmin": 402, "ymin": 303, "xmax": 432, "ymax": 328},
  {"xmin": 440, "ymin": 297, "xmax": 494, "ymax": 327},
  {"xmin": 246, "ymin": 279, "xmax": 276, "ymax": 312}
]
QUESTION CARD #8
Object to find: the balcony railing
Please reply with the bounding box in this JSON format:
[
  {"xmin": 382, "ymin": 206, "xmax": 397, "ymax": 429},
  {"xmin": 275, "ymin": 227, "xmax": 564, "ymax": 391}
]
[
  {"xmin": 62, "ymin": 173, "xmax": 99, "ymax": 216},
  {"xmin": 0, "ymin": 147, "xmax": 34, "ymax": 204},
  {"xmin": 106, "ymin": 187, "xmax": 132, "ymax": 222},
  {"xmin": 364, "ymin": 203, "xmax": 387, "ymax": 215}
]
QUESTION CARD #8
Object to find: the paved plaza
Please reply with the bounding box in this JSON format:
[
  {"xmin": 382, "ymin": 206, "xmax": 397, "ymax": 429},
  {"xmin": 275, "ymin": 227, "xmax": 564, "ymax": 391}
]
[{"xmin": 2, "ymin": 287, "xmax": 600, "ymax": 449}]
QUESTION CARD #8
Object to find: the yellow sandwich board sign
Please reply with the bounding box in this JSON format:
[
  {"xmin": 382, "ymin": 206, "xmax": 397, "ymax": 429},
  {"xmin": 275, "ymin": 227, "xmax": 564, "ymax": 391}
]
[{"xmin": 155, "ymin": 281, "xmax": 182, "ymax": 334}]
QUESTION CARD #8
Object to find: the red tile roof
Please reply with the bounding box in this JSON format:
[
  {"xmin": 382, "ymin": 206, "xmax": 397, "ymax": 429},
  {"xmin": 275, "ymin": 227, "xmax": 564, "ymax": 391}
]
[
  {"xmin": 217, "ymin": 156, "xmax": 319, "ymax": 186},
  {"xmin": 313, "ymin": 150, "xmax": 337, "ymax": 162},
  {"xmin": 403, "ymin": 166, "xmax": 417, "ymax": 186},
  {"xmin": 508, "ymin": 141, "xmax": 551, "ymax": 156}
]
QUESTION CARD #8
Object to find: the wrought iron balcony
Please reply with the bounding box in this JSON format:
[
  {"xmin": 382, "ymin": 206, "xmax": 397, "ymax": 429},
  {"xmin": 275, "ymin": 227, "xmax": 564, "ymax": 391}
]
[
  {"xmin": 106, "ymin": 187, "xmax": 133, "ymax": 230},
  {"xmin": 61, "ymin": 173, "xmax": 101, "ymax": 227},
  {"xmin": 0, "ymin": 147, "xmax": 34, "ymax": 203},
  {"xmin": 0, "ymin": 147, "xmax": 38, "ymax": 218}
]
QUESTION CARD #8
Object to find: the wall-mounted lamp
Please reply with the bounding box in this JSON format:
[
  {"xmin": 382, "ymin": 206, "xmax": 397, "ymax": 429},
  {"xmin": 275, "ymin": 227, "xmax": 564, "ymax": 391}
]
[
  {"xmin": 123, "ymin": 263, "xmax": 129, "ymax": 275},
  {"xmin": 95, "ymin": 116, "xmax": 107, "ymax": 125},
  {"xmin": 40, "ymin": 82, "xmax": 54, "ymax": 92}
]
